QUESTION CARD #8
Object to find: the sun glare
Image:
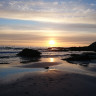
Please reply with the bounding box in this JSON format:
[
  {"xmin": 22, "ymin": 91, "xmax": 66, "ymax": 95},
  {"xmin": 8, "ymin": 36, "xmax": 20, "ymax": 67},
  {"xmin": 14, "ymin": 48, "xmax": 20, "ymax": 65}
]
[
  {"xmin": 50, "ymin": 58, "xmax": 54, "ymax": 62},
  {"xmin": 49, "ymin": 40, "xmax": 55, "ymax": 45}
]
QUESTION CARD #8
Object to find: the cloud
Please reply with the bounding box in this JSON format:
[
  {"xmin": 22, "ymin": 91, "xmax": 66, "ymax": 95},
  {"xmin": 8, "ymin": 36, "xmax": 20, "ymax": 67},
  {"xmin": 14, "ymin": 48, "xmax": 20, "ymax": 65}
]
[
  {"xmin": 0, "ymin": 33, "xmax": 48, "ymax": 41},
  {"xmin": 0, "ymin": 0, "xmax": 96, "ymax": 47},
  {"xmin": 0, "ymin": 0, "xmax": 96, "ymax": 24},
  {"xmin": 0, "ymin": 22, "xmax": 96, "ymax": 35},
  {"xmin": 0, "ymin": 32, "xmax": 96, "ymax": 47}
]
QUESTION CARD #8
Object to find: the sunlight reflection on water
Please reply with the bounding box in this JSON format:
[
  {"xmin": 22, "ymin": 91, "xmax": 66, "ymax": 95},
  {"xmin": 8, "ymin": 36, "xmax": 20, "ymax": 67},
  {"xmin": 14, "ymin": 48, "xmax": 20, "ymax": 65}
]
[{"xmin": 0, "ymin": 48, "xmax": 96, "ymax": 79}]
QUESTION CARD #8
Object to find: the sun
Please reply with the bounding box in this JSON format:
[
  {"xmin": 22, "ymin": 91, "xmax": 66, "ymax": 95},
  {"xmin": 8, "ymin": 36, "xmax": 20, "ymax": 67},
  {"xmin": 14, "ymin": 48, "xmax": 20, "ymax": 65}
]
[{"xmin": 49, "ymin": 40, "xmax": 55, "ymax": 45}]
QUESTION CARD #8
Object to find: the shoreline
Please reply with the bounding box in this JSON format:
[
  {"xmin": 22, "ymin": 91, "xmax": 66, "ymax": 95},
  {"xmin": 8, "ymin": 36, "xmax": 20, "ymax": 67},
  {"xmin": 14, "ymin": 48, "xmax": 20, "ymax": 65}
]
[{"xmin": 0, "ymin": 70, "xmax": 96, "ymax": 96}]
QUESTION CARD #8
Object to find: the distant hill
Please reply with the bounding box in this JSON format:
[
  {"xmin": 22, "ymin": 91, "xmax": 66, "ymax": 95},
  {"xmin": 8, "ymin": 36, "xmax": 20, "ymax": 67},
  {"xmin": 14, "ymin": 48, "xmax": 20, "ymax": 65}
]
[
  {"xmin": 48, "ymin": 41, "xmax": 96, "ymax": 51},
  {"xmin": 69, "ymin": 41, "xmax": 96, "ymax": 51},
  {"xmin": 88, "ymin": 42, "xmax": 96, "ymax": 48}
]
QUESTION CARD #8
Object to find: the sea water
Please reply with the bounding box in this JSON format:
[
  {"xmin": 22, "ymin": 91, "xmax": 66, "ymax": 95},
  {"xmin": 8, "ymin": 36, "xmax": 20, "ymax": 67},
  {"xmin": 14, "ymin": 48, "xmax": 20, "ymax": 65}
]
[{"xmin": 0, "ymin": 47, "xmax": 96, "ymax": 79}]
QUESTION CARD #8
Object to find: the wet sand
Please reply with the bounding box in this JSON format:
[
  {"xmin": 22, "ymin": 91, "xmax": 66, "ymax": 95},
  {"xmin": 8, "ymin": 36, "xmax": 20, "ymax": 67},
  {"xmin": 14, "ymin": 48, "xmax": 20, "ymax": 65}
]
[
  {"xmin": 19, "ymin": 62, "xmax": 61, "ymax": 68},
  {"xmin": 0, "ymin": 70, "xmax": 96, "ymax": 96}
]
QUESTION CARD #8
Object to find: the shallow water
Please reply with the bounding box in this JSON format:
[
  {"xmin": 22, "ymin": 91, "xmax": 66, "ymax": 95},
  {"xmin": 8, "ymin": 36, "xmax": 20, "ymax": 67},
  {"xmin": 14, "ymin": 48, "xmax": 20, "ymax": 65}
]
[{"xmin": 0, "ymin": 47, "xmax": 96, "ymax": 80}]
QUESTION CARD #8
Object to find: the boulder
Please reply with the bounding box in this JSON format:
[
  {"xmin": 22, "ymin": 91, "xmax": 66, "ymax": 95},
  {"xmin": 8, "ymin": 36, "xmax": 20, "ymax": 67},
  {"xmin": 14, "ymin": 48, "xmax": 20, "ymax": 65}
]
[
  {"xmin": 64, "ymin": 52, "xmax": 96, "ymax": 61},
  {"xmin": 17, "ymin": 48, "xmax": 41, "ymax": 57},
  {"xmin": 64, "ymin": 54, "xmax": 90, "ymax": 61}
]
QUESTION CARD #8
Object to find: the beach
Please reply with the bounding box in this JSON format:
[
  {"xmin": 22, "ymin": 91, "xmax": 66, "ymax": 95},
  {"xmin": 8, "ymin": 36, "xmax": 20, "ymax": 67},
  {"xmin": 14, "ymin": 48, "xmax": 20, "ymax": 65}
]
[
  {"xmin": 0, "ymin": 47, "xmax": 96, "ymax": 96},
  {"xmin": 0, "ymin": 70, "xmax": 96, "ymax": 96},
  {"xmin": 0, "ymin": 0, "xmax": 96, "ymax": 95}
]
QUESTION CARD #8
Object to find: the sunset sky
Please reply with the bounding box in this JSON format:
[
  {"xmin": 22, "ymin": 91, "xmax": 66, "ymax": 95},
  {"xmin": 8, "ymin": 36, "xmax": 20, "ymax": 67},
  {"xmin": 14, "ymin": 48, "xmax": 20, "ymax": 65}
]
[{"xmin": 0, "ymin": 0, "xmax": 96, "ymax": 47}]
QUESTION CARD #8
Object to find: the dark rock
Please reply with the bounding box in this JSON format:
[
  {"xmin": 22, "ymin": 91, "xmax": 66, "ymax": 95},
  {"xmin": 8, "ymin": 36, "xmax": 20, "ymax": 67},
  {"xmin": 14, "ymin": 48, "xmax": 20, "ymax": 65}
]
[
  {"xmin": 17, "ymin": 48, "xmax": 41, "ymax": 58},
  {"xmin": 44, "ymin": 67, "xmax": 49, "ymax": 69},
  {"xmin": 48, "ymin": 42, "xmax": 96, "ymax": 51},
  {"xmin": 88, "ymin": 42, "xmax": 96, "ymax": 51},
  {"xmin": 69, "ymin": 46, "xmax": 89, "ymax": 51},
  {"xmin": 0, "ymin": 56, "xmax": 10, "ymax": 58},
  {"xmin": 0, "ymin": 63, "xmax": 9, "ymax": 64},
  {"xmin": 63, "ymin": 52, "xmax": 96, "ymax": 66},
  {"xmin": 69, "ymin": 41, "xmax": 96, "ymax": 51},
  {"xmin": 64, "ymin": 52, "xmax": 96, "ymax": 62},
  {"xmin": 89, "ymin": 42, "xmax": 96, "ymax": 48},
  {"xmin": 64, "ymin": 54, "xmax": 91, "ymax": 61},
  {"xmin": 25, "ymin": 91, "xmax": 29, "ymax": 94}
]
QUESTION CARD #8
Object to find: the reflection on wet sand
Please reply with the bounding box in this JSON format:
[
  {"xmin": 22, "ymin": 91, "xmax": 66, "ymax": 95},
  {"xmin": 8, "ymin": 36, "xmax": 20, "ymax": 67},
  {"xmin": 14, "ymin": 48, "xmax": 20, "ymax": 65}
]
[
  {"xmin": 19, "ymin": 62, "xmax": 61, "ymax": 68},
  {"xmin": 20, "ymin": 57, "xmax": 41, "ymax": 64}
]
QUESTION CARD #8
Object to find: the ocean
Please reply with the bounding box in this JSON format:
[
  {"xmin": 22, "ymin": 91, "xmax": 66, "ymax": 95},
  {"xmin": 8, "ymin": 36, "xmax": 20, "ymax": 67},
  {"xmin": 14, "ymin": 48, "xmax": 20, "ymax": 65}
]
[{"xmin": 0, "ymin": 47, "xmax": 96, "ymax": 80}]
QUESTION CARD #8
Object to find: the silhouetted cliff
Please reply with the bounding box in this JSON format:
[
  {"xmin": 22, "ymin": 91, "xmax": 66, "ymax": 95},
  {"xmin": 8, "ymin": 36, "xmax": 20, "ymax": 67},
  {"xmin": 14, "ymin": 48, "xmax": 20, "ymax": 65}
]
[{"xmin": 69, "ymin": 42, "xmax": 96, "ymax": 51}]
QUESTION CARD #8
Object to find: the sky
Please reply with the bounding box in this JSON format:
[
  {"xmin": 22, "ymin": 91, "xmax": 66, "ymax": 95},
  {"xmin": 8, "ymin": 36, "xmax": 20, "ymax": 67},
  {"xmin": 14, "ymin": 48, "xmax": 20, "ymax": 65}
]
[{"xmin": 0, "ymin": 0, "xmax": 96, "ymax": 47}]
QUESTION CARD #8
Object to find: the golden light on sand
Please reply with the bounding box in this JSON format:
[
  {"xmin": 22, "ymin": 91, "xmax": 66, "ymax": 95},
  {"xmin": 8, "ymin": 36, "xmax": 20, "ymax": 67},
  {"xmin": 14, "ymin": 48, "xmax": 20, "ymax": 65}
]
[{"xmin": 49, "ymin": 40, "xmax": 55, "ymax": 45}]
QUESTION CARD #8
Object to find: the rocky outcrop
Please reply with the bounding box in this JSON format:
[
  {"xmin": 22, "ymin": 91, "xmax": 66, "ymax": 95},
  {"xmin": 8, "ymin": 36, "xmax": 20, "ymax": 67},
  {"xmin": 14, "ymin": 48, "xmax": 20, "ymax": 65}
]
[
  {"xmin": 69, "ymin": 41, "xmax": 96, "ymax": 51},
  {"xmin": 17, "ymin": 48, "xmax": 41, "ymax": 57},
  {"xmin": 63, "ymin": 52, "xmax": 96, "ymax": 65},
  {"xmin": 88, "ymin": 42, "xmax": 96, "ymax": 51}
]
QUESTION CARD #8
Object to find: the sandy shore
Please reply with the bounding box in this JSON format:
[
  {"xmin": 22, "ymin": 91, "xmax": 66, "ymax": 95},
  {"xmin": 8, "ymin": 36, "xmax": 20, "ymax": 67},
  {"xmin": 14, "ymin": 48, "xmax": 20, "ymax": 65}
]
[
  {"xmin": 19, "ymin": 62, "xmax": 61, "ymax": 68},
  {"xmin": 0, "ymin": 70, "xmax": 96, "ymax": 96}
]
